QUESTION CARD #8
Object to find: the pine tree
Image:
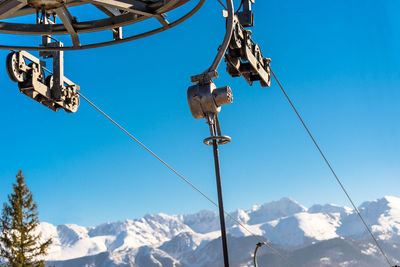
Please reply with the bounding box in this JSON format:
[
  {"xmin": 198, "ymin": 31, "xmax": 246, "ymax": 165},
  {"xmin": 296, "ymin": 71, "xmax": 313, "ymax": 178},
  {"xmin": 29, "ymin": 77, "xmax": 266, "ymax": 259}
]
[{"xmin": 0, "ymin": 170, "xmax": 52, "ymax": 267}]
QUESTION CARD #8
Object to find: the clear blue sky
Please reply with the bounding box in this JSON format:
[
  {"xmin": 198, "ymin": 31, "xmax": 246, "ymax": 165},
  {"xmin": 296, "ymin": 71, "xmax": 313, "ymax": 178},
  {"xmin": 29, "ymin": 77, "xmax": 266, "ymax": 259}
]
[{"xmin": 0, "ymin": 0, "xmax": 399, "ymax": 226}]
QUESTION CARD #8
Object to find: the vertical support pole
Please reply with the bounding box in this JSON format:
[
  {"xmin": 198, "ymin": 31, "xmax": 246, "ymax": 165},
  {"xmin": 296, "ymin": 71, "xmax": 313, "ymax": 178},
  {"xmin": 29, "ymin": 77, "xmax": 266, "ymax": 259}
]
[
  {"xmin": 53, "ymin": 43, "xmax": 64, "ymax": 89},
  {"xmin": 51, "ymin": 42, "xmax": 64, "ymax": 100},
  {"xmin": 208, "ymin": 116, "xmax": 230, "ymax": 267}
]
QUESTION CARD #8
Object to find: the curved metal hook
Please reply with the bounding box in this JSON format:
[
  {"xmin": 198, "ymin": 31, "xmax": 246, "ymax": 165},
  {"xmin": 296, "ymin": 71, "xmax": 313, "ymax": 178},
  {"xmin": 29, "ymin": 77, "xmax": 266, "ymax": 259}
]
[
  {"xmin": 207, "ymin": 0, "xmax": 235, "ymax": 74},
  {"xmin": 254, "ymin": 242, "xmax": 266, "ymax": 267}
]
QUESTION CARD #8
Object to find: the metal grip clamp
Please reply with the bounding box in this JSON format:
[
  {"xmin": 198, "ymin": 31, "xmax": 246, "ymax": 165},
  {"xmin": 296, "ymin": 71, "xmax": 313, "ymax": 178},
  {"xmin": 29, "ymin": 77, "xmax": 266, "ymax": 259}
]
[{"xmin": 187, "ymin": 80, "xmax": 233, "ymax": 145}]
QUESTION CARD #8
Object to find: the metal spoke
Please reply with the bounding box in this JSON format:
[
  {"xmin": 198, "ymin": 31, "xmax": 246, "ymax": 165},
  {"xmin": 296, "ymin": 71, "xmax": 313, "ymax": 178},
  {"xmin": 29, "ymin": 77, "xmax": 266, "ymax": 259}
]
[
  {"xmin": 93, "ymin": 4, "xmax": 122, "ymax": 16},
  {"xmin": 4, "ymin": 1, "xmax": 84, "ymax": 19},
  {"xmin": 93, "ymin": 4, "xmax": 123, "ymax": 40},
  {"xmin": 155, "ymin": 14, "xmax": 169, "ymax": 26},
  {"xmin": 0, "ymin": 13, "xmax": 145, "ymax": 35},
  {"xmin": 0, "ymin": 0, "xmax": 26, "ymax": 20},
  {"xmin": 83, "ymin": 0, "xmax": 154, "ymax": 17},
  {"xmin": 55, "ymin": 7, "xmax": 80, "ymax": 47}
]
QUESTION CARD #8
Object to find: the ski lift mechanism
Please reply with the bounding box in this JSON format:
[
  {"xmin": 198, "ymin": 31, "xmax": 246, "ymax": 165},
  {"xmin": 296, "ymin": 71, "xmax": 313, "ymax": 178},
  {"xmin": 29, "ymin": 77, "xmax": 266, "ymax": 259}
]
[
  {"xmin": 6, "ymin": 41, "xmax": 80, "ymax": 113},
  {"xmin": 2, "ymin": 0, "xmax": 201, "ymax": 112},
  {"xmin": 2, "ymin": 0, "xmax": 278, "ymax": 266}
]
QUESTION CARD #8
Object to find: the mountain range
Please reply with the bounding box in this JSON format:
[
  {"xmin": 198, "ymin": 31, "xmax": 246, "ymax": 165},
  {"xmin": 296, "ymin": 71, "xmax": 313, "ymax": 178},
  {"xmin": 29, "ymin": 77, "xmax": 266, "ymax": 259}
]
[{"xmin": 36, "ymin": 196, "xmax": 400, "ymax": 266}]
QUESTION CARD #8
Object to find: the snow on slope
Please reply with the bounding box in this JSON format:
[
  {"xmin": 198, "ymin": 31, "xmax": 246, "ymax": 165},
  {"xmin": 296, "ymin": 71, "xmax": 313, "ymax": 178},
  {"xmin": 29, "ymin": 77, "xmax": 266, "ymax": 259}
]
[
  {"xmin": 38, "ymin": 196, "xmax": 400, "ymax": 265},
  {"xmin": 338, "ymin": 196, "xmax": 400, "ymax": 241},
  {"xmin": 261, "ymin": 212, "xmax": 340, "ymax": 246},
  {"xmin": 309, "ymin": 203, "xmax": 353, "ymax": 216},
  {"xmin": 247, "ymin": 197, "xmax": 307, "ymax": 225}
]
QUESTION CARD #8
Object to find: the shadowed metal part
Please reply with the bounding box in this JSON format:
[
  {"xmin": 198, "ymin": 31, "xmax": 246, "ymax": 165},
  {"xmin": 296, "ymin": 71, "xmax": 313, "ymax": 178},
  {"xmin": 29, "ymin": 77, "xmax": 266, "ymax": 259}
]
[
  {"xmin": 82, "ymin": 0, "xmax": 153, "ymax": 16},
  {"xmin": 55, "ymin": 6, "xmax": 80, "ymax": 47},
  {"xmin": 0, "ymin": 0, "xmax": 26, "ymax": 19}
]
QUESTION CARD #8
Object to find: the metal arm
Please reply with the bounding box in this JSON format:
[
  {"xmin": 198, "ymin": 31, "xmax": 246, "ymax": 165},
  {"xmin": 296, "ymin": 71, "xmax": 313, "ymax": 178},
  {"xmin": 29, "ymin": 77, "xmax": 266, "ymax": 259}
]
[
  {"xmin": 191, "ymin": 0, "xmax": 235, "ymax": 83},
  {"xmin": 208, "ymin": 0, "xmax": 235, "ymax": 73}
]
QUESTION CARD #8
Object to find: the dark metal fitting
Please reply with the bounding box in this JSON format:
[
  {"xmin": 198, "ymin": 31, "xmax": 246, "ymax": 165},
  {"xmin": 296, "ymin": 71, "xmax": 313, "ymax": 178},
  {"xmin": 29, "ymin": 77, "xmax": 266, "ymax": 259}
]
[
  {"xmin": 213, "ymin": 86, "xmax": 233, "ymax": 107},
  {"xmin": 236, "ymin": 0, "xmax": 255, "ymax": 27},
  {"xmin": 187, "ymin": 81, "xmax": 233, "ymax": 120},
  {"xmin": 237, "ymin": 10, "xmax": 254, "ymax": 27},
  {"xmin": 256, "ymin": 242, "xmax": 265, "ymax": 248},
  {"xmin": 190, "ymin": 70, "xmax": 218, "ymax": 84}
]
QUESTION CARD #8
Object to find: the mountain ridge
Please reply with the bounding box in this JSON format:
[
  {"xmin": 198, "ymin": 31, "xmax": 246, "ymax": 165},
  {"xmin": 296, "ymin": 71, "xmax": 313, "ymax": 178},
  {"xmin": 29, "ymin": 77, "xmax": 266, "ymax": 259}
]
[{"xmin": 39, "ymin": 196, "xmax": 400, "ymax": 266}]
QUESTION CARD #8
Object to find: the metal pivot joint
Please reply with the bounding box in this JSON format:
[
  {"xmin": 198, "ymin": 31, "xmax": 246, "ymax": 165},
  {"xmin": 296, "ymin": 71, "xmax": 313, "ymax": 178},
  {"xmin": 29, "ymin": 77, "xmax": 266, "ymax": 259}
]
[{"xmin": 187, "ymin": 79, "xmax": 232, "ymax": 144}]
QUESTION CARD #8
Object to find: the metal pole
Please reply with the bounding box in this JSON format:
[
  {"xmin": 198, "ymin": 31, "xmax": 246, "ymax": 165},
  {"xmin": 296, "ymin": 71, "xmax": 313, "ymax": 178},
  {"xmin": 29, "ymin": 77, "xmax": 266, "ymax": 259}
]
[
  {"xmin": 253, "ymin": 242, "xmax": 265, "ymax": 267},
  {"xmin": 212, "ymin": 137, "xmax": 230, "ymax": 267}
]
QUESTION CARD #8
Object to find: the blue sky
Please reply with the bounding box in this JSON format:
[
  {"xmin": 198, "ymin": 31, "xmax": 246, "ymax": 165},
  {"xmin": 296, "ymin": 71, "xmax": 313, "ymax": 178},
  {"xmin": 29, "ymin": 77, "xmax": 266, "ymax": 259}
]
[{"xmin": 0, "ymin": 0, "xmax": 399, "ymax": 226}]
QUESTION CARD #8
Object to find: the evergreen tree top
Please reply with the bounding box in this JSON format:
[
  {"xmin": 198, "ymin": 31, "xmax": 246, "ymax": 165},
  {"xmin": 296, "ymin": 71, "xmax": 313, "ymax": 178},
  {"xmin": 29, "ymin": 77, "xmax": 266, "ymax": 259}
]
[{"xmin": 0, "ymin": 170, "xmax": 51, "ymax": 267}]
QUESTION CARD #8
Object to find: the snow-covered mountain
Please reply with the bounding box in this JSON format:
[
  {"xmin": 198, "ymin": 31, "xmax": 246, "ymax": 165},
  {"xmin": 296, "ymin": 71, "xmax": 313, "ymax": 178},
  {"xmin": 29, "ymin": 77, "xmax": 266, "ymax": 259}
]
[{"xmin": 38, "ymin": 196, "xmax": 400, "ymax": 266}]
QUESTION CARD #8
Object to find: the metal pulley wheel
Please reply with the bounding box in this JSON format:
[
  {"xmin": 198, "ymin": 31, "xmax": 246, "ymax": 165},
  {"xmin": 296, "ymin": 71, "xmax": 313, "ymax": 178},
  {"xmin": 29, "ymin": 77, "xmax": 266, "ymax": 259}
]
[
  {"xmin": 6, "ymin": 52, "xmax": 26, "ymax": 83},
  {"xmin": 27, "ymin": 62, "xmax": 45, "ymax": 84},
  {"xmin": 65, "ymin": 93, "xmax": 80, "ymax": 113},
  {"xmin": 45, "ymin": 75, "xmax": 53, "ymax": 88}
]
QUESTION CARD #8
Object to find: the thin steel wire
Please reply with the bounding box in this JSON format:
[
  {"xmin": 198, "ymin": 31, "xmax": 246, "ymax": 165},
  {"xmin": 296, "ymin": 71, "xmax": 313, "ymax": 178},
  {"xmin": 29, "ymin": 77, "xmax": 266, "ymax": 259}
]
[
  {"xmin": 217, "ymin": 0, "xmax": 227, "ymax": 10},
  {"xmin": 271, "ymin": 68, "xmax": 393, "ymax": 267},
  {"xmin": 77, "ymin": 92, "xmax": 296, "ymax": 267}
]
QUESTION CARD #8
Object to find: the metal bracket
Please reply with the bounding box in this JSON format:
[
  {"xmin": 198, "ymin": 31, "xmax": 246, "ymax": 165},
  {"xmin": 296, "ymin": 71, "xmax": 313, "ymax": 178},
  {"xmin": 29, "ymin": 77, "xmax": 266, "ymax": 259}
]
[
  {"xmin": 236, "ymin": 0, "xmax": 255, "ymax": 27},
  {"xmin": 187, "ymin": 80, "xmax": 232, "ymax": 120},
  {"xmin": 6, "ymin": 50, "xmax": 80, "ymax": 113},
  {"xmin": 225, "ymin": 18, "xmax": 271, "ymax": 87},
  {"xmin": 4, "ymin": 12, "xmax": 81, "ymax": 112}
]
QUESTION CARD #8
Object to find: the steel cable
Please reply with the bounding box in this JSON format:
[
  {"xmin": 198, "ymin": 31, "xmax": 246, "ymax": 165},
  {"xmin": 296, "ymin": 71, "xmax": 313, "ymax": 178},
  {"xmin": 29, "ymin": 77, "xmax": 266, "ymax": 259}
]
[
  {"xmin": 271, "ymin": 68, "xmax": 393, "ymax": 267},
  {"xmin": 77, "ymin": 91, "xmax": 296, "ymax": 267},
  {"xmin": 216, "ymin": 0, "xmax": 227, "ymax": 10}
]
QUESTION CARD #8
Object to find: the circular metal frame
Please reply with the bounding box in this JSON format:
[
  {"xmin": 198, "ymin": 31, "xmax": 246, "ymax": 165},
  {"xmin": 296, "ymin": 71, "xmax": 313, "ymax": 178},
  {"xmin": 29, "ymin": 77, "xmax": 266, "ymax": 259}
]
[
  {"xmin": 203, "ymin": 135, "xmax": 231, "ymax": 146},
  {"xmin": 0, "ymin": 0, "xmax": 205, "ymax": 50}
]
